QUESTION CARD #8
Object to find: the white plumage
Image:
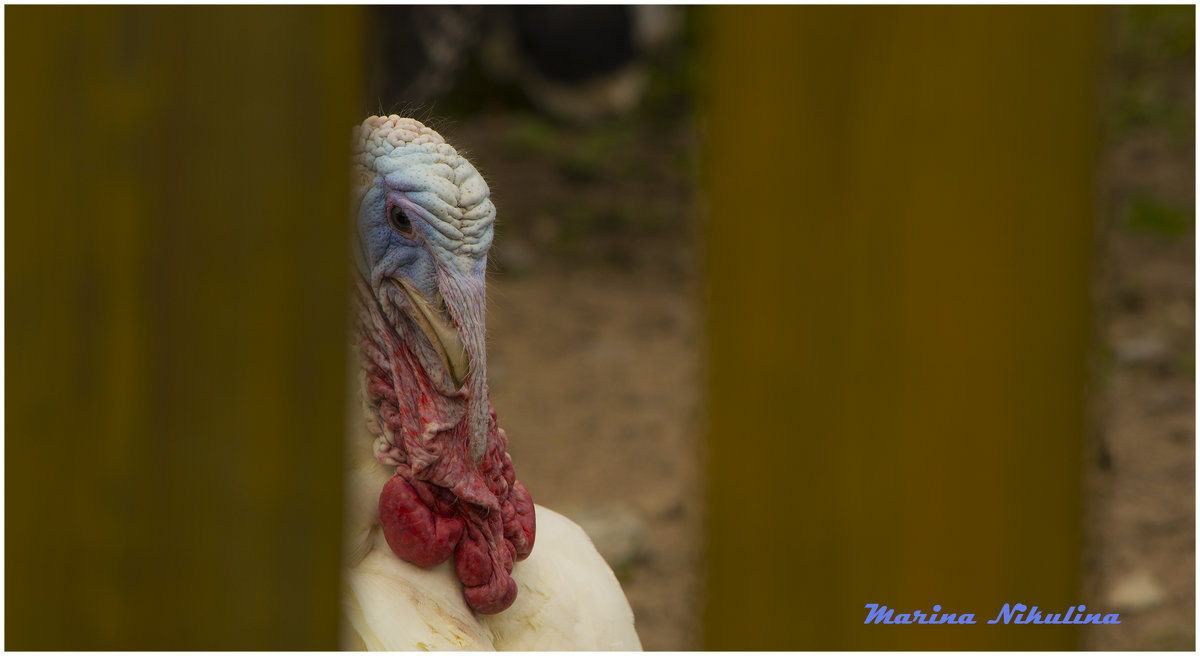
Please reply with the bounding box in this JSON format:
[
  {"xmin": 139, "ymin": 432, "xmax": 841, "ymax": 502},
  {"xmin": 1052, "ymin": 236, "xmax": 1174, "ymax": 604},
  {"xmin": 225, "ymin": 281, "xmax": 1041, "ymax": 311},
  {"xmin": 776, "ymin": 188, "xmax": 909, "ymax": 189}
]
[{"xmin": 341, "ymin": 418, "xmax": 642, "ymax": 650}]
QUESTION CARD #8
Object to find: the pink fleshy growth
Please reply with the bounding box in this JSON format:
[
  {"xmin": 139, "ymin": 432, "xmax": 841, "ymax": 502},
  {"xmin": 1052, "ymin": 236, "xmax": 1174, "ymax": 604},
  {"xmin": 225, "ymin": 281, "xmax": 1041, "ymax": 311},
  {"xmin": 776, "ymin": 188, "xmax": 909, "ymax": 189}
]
[
  {"xmin": 506, "ymin": 479, "xmax": 536, "ymax": 559},
  {"xmin": 359, "ymin": 277, "xmax": 536, "ymax": 615},
  {"xmin": 379, "ymin": 475, "xmax": 463, "ymax": 568}
]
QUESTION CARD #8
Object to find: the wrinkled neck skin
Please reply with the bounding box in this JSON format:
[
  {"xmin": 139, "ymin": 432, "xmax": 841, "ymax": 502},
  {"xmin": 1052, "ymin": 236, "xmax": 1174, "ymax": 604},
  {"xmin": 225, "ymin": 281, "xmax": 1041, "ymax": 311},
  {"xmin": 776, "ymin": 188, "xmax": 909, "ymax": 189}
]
[{"xmin": 354, "ymin": 264, "xmax": 536, "ymax": 615}]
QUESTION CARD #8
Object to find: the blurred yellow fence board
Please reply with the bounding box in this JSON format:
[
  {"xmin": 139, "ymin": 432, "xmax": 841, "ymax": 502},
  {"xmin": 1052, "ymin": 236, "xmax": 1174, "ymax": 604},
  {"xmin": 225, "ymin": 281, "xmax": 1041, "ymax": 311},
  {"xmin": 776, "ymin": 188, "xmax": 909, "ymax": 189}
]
[
  {"xmin": 703, "ymin": 7, "xmax": 1101, "ymax": 650},
  {"xmin": 7, "ymin": 7, "xmax": 362, "ymax": 649}
]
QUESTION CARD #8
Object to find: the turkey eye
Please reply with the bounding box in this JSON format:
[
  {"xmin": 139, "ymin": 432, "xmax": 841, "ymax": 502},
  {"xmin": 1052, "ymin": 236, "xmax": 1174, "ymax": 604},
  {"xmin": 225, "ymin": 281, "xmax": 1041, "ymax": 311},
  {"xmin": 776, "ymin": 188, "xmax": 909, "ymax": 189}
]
[{"xmin": 388, "ymin": 205, "xmax": 414, "ymax": 235}]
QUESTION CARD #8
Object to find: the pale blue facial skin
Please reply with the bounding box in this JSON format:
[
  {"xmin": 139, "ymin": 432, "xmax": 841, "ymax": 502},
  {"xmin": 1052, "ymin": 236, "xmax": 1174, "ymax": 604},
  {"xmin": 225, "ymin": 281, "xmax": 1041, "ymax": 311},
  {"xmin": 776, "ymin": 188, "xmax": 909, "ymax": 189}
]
[
  {"xmin": 355, "ymin": 146, "xmax": 495, "ymax": 302},
  {"xmin": 356, "ymin": 185, "xmax": 442, "ymax": 303},
  {"xmin": 352, "ymin": 117, "xmax": 498, "ymax": 461}
]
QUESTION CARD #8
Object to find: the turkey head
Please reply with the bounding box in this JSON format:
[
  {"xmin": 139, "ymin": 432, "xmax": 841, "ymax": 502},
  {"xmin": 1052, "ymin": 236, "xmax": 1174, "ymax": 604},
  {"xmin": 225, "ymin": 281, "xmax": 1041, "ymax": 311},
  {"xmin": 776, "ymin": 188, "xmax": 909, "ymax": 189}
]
[{"xmin": 351, "ymin": 116, "xmax": 535, "ymax": 615}]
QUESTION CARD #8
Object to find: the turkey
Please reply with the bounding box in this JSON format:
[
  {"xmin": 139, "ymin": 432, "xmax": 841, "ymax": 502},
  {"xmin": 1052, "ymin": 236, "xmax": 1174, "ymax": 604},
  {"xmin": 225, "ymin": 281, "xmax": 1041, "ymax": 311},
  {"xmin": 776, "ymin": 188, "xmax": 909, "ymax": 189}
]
[{"xmin": 341, "ymin": 115, "xmax": 642, "ymax": 650}]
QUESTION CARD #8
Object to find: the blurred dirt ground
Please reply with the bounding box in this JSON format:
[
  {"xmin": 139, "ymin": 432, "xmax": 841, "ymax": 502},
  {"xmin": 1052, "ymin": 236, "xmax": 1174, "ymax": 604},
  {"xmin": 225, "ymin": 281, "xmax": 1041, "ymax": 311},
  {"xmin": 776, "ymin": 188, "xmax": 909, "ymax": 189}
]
[
  {"xmin": 385, "ymin": 6, "xmax": 1193, "ymax": 650},
  {"xmin": 1084, "ymin": 7, "xmax": 1195, "ymax": 651}
]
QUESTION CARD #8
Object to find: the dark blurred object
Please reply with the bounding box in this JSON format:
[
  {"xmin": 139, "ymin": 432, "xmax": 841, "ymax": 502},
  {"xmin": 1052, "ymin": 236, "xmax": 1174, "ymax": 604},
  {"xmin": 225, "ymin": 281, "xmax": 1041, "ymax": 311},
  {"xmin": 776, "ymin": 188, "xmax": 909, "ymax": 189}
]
[
  {"xmin": 367, "ymin": 5, "xmax": 682, "ymax": 123},
  {"xmin": 7, "ymin": 6, "xmax": 359, "ymax": 649},
  {"xmin": 510, "ymin": 6, "xmax": 636, "ymax": 82},
  {"xmin": 367, "ymin": 6, "xmax": 485, "ymax": 109}
]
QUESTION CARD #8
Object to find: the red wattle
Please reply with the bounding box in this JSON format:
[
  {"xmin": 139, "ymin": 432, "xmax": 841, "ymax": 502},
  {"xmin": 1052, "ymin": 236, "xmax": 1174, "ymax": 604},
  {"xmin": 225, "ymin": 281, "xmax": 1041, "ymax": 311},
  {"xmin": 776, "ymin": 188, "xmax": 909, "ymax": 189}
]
[
  {"xmin": 378, "ymin": 467, "xmax": 533, "ymax": 615},
  {"xmin": 379, "ymin": 474, "xmax": 463, "ymax": 568},
  {"xmin": 463, "ymin": 574, "xmax": 518, "ymax": 616},
  {"xmin": 359, "ymin": 279, "xmax": 537, "ymax": 615}
]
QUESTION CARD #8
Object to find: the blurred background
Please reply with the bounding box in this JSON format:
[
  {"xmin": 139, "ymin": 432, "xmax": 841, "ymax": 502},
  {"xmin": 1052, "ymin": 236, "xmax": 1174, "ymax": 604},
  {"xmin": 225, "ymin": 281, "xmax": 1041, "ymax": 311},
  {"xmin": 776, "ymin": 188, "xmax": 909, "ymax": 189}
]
[{"xmin": 6, "ymin": 5, "xmax": 1193, "ymax": 651}]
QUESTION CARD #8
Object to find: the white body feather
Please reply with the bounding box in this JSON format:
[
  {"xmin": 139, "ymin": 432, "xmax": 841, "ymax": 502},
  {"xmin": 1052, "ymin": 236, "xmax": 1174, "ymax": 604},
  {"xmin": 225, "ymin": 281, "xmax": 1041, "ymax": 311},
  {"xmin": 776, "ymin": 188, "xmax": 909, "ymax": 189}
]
[{"xmin": 341, "ymin": 419, "xmax": 642, "ymax": 650}]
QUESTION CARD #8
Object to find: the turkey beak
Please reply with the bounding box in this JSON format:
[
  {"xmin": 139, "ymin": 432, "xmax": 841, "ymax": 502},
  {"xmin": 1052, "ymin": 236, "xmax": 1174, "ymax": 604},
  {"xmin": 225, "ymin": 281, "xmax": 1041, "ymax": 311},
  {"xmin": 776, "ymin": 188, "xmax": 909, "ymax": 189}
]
[{"xmin": 389, "ymin": 278, "xmax": 470, "ymax": 390}]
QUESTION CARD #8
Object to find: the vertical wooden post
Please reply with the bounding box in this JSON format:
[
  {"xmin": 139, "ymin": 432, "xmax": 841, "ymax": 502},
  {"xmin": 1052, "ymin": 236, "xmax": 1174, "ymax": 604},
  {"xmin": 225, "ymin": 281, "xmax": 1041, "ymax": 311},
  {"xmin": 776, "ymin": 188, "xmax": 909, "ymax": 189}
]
[
  {"xmin": 702, "ymin": 7, "xmax": 1101, "ymax": 649},
  {"xmin": 7, "ymin": 7, "xmax": 362, "ymax": 649}
]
